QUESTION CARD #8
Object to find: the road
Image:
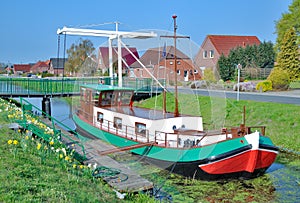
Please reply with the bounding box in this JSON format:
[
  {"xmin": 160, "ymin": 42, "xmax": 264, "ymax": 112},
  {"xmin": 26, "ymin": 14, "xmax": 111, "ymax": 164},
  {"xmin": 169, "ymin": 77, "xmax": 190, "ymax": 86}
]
[{"xmin": 167, "ymin": 87, "xmax": 300, "ymax": 105}]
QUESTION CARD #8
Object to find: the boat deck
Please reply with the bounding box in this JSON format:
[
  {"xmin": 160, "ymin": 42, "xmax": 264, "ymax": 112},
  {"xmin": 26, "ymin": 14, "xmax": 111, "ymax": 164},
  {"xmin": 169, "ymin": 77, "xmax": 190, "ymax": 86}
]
[{"xmin": 103, "ymin": 106, "xmax": 186, "ymax": 120}]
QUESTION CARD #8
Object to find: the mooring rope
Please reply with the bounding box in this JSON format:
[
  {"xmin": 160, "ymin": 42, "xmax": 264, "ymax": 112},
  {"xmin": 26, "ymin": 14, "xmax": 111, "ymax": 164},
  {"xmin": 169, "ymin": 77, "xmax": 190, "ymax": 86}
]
[{"xmin": 92, "ymin": 166, "xmax": 128, "ymax": 182}]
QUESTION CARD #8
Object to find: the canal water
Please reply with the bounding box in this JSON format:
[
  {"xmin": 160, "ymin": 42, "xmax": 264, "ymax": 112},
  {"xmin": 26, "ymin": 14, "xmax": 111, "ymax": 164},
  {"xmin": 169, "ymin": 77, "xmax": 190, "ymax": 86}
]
[{"xmin": 18, "ymin": 97, "xmax": 300, "ymax": 202}]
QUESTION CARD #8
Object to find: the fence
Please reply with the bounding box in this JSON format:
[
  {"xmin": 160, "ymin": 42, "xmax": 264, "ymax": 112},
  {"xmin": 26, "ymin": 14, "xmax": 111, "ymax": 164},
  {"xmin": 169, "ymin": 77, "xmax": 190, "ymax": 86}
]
[{"xmin": 240, "ymin": 68, "xmax": 272, "ymax": 79}]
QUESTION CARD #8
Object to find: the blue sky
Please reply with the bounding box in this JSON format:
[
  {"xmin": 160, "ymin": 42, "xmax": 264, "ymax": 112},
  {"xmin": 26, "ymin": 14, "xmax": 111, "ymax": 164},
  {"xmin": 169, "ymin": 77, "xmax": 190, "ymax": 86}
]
[{"xmin": 0, "ymin": 0, "xmax": 293, "ymax": 64}]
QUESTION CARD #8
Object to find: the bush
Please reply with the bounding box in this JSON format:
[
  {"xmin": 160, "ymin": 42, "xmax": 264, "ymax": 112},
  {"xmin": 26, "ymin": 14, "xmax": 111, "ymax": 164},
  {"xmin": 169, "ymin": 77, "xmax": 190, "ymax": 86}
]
[
  {"xmin": 256, "ymin": 80, "xmax": 273, "ymax": 92},
  {"xmin": 203, "ymin": 68, "xmax": 216, "ymax": 82},
  {"xmin": 233, "ymin": 81, "xmax": 256, "ymax": 91},
  {"xmin": 267, "ymin": 67, "xmax": 290, "ymax": 90},
  {"xmin": 190, "ymin": 80, "xmax": 208, "ymax": 89}
]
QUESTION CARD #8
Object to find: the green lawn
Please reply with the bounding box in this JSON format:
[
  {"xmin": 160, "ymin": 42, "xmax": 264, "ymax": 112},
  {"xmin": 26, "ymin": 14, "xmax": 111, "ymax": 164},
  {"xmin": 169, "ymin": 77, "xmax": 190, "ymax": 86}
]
[{"xmin": 135, "ymin": 92, "xmax": 300, "ymax": 153}]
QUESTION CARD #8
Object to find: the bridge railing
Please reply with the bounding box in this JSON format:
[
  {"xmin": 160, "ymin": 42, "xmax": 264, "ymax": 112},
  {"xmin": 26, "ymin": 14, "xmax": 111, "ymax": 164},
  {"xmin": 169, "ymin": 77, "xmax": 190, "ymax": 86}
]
[
  {"xmin": 16, "ymin": 97, "xmax": 87, "ymax": 162},
  {"xmin": 0, "ymin": 77, "xmax": 164, "ymax": 96}
]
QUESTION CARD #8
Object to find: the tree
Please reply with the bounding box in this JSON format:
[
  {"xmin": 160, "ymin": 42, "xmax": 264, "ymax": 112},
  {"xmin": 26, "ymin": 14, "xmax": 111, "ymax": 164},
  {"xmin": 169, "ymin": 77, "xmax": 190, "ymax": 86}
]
[
  {"xmin": 217, "ymin": 54, "xmax": 235, "ymax": 81},
  {"xmin": 217, "ymin": 42, "xmax": 275, "ymax": 81},
  {"xmin": 275, "ymin": 0, "xmax": 300, "ymax": 51},
  {"xmin": 65, "ymin": 38, "xmax": 95, "ymax": 76},
  {"xmin": 276, "ymin": 27, "xmax": 300, "ymax": 80},
  {"xmin": 256, "ymin": 41, "xmax": 275, "ymax": 69}
]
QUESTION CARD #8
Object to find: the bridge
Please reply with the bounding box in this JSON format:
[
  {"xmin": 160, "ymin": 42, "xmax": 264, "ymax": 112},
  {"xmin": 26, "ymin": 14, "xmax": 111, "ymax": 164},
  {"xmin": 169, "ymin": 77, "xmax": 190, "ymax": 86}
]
[{"xmin": 0, "ymin": 77, "xmax": 164, "ymax": 98}]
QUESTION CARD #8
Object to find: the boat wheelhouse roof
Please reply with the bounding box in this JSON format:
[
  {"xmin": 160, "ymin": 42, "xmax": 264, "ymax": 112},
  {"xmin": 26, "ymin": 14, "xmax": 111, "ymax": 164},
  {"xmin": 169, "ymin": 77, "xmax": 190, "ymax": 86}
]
[{"xmin": 81, "ymin": 84, "xmax": 134, "ymax": 92}]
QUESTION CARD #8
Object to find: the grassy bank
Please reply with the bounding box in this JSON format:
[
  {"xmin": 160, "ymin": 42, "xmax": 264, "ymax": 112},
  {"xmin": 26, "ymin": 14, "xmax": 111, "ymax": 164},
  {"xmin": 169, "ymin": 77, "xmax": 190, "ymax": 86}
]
[
  {"xmin": 0, "ymin": 99, "xmax": 154, "ymax": 202},
  {"xmin": 135, "ymin": 92, "xmax": 300, "ymax": 153}
]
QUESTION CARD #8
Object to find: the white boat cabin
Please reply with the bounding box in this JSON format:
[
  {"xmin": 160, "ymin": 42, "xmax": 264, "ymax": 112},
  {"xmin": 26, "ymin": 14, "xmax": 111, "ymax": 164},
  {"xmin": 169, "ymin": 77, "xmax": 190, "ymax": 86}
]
[{"xmin": 78, "ymin": 84, "xmax": 256, "ymax": 148}]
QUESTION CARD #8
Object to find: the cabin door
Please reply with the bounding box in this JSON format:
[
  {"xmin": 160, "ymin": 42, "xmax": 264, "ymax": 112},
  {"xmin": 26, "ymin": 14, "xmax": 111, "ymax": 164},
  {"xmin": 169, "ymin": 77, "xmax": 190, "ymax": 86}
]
[{"xmin": 80, "ymin": 89, "xmax": 94, "ymax": 121}]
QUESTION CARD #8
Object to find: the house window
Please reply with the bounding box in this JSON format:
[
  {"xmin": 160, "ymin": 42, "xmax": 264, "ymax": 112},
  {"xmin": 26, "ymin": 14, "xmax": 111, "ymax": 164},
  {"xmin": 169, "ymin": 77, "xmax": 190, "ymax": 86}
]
[
  {"xmin": 203, "ymin": 51, "xmax": 207, "ymax": 59},
  {"xmin": 113, "ymin": 117, "xmax": 122, "ymax": 129},
  {"xmin": 194, "ymin": 69, "xmax": 198, "ymax": 74},
  {"xmin": 209, "ymin": 50, "xmax": 214, "ymax": 58},
  {"xmin": 177, "ymin": 61, "xmax": 181, "ymax": 65},
  {"xmin": 170, "ymin": 61, "xmax": 173, "ymax": 65},
  {"xmin": 97, "ymin": 112, "xmax": 103, "ymax": 123},
  {"xmin": 177, "ymin": 70, "xmax": 180, "ymax": 75},
  {"xmin": 184, "ymin": 70, "xmax": 188, "ymax": 77},
  {"xmin": 135, "ymin": 122, "xmax": 146, "ymax": 136}
]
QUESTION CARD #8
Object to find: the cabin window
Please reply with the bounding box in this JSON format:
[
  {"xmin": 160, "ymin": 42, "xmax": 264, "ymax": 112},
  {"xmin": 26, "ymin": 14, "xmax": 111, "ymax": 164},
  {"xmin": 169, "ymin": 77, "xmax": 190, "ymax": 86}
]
[
  {"xmin": 203, "ymin": 50, "xmax": 207, "ymax": 58},
  {"xmin": 135, "ymin": 122, "xmax": 146, "ymax": 136},
  {"xmin": 97, "ymin": 112, "xmax": 103, "ymax": 123},
  {"xmin": 101, "ymin": 91, "xmax": 115, "ymax": 106},
  {"xmin": 177, "ymin": 70, "xmax": 180, "ymax": 75},
  {"xmin": 209, "ymin": 50, "xmax": 214, "ymax": 58},
  {"xmin": 80, "ymin": 88, "xmax": 86, "ymax": 101},
  {"xmin": 113, "ymin": 117, "xmax": 122, "ymax": 129},
  {"xmin": 120, "ymin": 91, "xmax": 132, "ymax": 105}
]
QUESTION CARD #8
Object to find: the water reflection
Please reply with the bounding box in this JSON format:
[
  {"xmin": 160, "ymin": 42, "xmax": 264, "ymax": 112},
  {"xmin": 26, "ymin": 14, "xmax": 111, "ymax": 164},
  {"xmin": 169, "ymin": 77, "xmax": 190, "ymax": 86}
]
[
  {"xmin": 51, "ymin": 98, "xmax": 76, "ymax": 130},
  {"xmin": 267, "ymin": 157, "xmax": 300, "ymax": 202},
  {"xmin": 15, "ymin": 97, "xmax": 75, "ymax": 131}
]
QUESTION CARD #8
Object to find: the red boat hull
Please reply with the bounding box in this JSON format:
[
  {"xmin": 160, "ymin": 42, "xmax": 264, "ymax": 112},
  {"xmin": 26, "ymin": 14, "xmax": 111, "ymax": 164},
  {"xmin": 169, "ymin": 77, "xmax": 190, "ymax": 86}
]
[{"xmin": 199, "ymin": 149, "xmax": 278, "ymax": 175}]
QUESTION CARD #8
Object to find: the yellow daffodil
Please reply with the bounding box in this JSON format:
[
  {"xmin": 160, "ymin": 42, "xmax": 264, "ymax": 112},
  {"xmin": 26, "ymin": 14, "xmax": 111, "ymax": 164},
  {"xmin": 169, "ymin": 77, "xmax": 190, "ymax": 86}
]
[
  {"xmin": 13, "ymin": 140, "xmax": 18, "ymax": 145},
  {"xmin": 25, "ymin": 136, "xmax": 29, "ymax": 140},
  {"xmin": 37, "ymin": 143, "xmax": 41, "ymax": 150},
  {"xmin": 59, "ymin": 154, "xmax": 63, "ymax": 159},
  {"xmin": 73, "ymin": 164, "xmax": 77, "ymax": 169},
  {"xmin": 65, "ymin": 156, "xmax": 70, "ymax": 161},
  {"xmin": 49, "ymin": 141, "xmax": 54, "ymax": 145},
  {"xmin": 79, "ymin": 165, "xmax": 84, "ymax": 169},
  {"xmin": 7, "ymin": 140, "xmax": 13, "ymax": 145}
]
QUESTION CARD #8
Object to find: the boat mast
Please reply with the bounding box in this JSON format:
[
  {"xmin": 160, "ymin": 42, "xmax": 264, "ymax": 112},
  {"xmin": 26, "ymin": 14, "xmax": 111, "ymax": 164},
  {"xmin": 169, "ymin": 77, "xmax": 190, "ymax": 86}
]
[
  {"xmin": 173, "ymin": 15, "xmax": 179, "ymax": 117},
  {"xmin": 161, "ymin": 15, "xmax": 189, "ymax": 117}
]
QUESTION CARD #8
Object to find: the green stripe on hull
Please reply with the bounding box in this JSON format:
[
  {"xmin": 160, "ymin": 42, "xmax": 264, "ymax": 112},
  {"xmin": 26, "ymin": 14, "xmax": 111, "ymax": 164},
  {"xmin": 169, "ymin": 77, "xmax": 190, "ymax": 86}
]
[
  {"xmin": 259, "ymin": 134, "xmax": 274, "ymax": 146},
  {"xmin": 74, "ymin": 114, "xmax": 250, "ymax": 163}
]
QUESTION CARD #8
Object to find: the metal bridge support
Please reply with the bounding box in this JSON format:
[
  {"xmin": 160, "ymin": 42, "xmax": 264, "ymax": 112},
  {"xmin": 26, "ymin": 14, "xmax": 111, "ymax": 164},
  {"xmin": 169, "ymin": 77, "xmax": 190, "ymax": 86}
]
[{"xmin": 42, "ymin": 97, "xmax": 51, "ymax": 118}]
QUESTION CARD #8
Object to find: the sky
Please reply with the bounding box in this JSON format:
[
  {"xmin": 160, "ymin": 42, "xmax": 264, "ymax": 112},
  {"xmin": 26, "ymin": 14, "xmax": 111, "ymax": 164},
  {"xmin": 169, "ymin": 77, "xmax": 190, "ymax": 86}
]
[{"xmin": 0, "ymin": 0, "xmax": 293, "ymax": 64}]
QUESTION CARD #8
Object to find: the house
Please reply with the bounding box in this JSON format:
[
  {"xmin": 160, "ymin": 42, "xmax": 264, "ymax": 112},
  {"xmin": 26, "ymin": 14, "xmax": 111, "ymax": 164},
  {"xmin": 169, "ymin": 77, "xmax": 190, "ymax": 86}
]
[
  {"xmin": 49, "ymin": 58, "xmax": 67, "ymax": 76},
  {"xmin": 98, "ymin": 47, "xmax": 139, "ymax": 75},
  {"xmin": 31, "ymin": 61, "xmax": 49, "ymax": 74},
  {"xmin": 194, "ymin": 35, "xmax": 261, "ymax": 78},
  {"xmin": 13, "ymin": 64, "xmax": 31, "ymax": 75},
  {"xmin": 131, "ymin": 46, "xmax": 201, "ymax": 83}
]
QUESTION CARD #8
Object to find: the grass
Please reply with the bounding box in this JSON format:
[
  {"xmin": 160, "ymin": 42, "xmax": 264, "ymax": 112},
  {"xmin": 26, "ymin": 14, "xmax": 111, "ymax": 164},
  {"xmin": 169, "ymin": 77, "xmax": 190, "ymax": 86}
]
[
  {"xmin": 135, "ymin": 92, "xmax": 300, "ymax": 152},
  {"xmin": 0, "ymin": 99, "xmax": 155, "ymax": 202}
]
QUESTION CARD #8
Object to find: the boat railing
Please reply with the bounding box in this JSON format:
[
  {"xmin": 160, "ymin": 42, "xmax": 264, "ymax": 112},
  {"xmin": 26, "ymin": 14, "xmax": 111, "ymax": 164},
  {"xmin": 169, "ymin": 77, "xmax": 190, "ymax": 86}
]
[
  {"xmin": 228, "ymin": 125, "xmax": 266, "ymax": 137},
  {"xmin": 93, "ymin": 116, "xmax": 153, "ymax": 143},
  {"xmin": 92, "ymin": 116, "xmax": 230, "ymax": 148}
]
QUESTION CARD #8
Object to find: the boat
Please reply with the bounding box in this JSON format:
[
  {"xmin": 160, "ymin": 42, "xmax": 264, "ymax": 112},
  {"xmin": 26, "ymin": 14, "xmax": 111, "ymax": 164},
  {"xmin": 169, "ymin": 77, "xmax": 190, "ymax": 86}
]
[
  {"xmin": 73, "ymin": 83, "xmax": 278, "ymax": 179},
  {"xmin": 69, "ymin": 16, "xmax": 278, "ymax": 180}
]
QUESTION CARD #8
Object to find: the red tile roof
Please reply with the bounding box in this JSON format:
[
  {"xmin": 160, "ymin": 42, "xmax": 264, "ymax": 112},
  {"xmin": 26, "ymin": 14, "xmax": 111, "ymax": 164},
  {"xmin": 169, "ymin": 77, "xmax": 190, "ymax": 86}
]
[
  {"xmin": 31, "ymin": 61, "xmax": 49, "ymax": 72},
  {"xmin": 207, "ymin": 35, "xmax": 261, "ymax": 56},
  {"xmin": 131, "ymin": 46, "xmax": 190, "ymax": 68},
  {"xmin": 14, "ymin": 64, "xmax": 31, "ymax": 72},
  {"xmin": 99, "ymin": 47, "xmax": 139, "ymax": 68}
]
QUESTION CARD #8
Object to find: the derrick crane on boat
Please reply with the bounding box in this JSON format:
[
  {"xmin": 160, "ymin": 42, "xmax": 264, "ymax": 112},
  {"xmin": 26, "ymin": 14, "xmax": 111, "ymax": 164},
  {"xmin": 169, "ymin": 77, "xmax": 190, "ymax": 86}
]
[
  {"xmin": 161, "ymin": 15, "xmax": 190, "ymax": 117},
  {"xmin": 57, "ymin": 23, "xmax": 157, "ymax": 87}
]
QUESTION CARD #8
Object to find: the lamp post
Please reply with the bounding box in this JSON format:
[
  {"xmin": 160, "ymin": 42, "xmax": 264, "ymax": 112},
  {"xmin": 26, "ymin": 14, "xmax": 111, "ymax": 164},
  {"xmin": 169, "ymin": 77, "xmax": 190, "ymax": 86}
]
[{"xmin": 237, "ymin": 63, "xmax": 242, "ymax": 101}]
